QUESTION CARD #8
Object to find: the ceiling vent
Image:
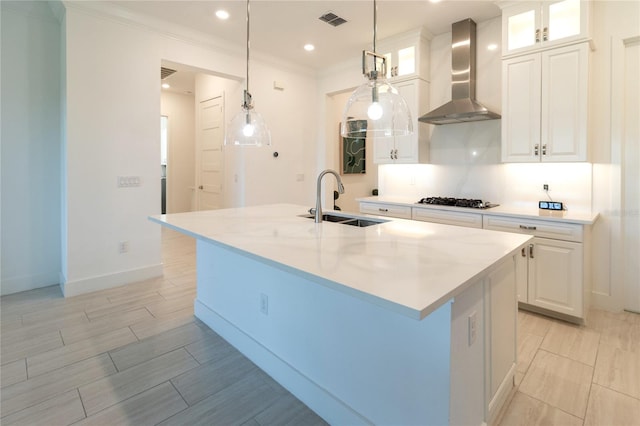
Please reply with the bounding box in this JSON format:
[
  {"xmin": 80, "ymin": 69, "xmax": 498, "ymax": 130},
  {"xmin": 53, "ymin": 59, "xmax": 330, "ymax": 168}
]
[
  {"xmin": 161, "ymin": 67, "xmax": 177, "ymax": 80},
  {"xmin": 319, "ymin": 12, "xmax": 347, "ymax": 27}
]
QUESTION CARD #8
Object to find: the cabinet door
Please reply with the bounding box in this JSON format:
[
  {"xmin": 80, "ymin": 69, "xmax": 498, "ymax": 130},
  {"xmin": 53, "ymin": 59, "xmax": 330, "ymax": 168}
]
[
  {"xmin": 394, "ymin": 80, "xmax": 419, "ymax": 163},
  {"xmin": 541, "ymin": 43, "xmax": 588, "ymax": 162},
  {"xmin": 502, "ymin": 53, "xmax": 541, "ymax": 162},
  {"xmin": 502, "ymin": 2, "xmax": 541, "ymax": 56},
  {"xmin": 372, "ymin": 79, "xmax": 427, "ymax": 164},
  {"xmin": 373, "ymin": 135, "xmax": 397, "ymax": 163},
  {"xmin": 502, "ymin": 0, "xmax": 589, "ymax": 56},
  {"xmin": 543, "ymin": 0, "xmax": 589, "ymax": 48},
  {"xmin": 528, "ymin": 237, "xmax": 583, "ymax": 317}
]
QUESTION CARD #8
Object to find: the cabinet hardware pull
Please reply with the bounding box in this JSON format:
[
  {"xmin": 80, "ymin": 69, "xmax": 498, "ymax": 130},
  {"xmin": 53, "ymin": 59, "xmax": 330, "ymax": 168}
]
[
  {"xmin": 198, "ymin": 185, "xmax": 204, "ymax": 190},
  {"xmin": 379, "ymin": 208, "xmax": 389, "ymax": 212},
  {"xmin": 390, "ymin": 149, "xmax": 393, "ymax": 159},
  {"xmin": 542, "ymin": 144, "xmax": 547, "ymax": 155},
  {"xmin": 519, "ymin": 225, "xmax": 537, "ymax": 230},
  {"xmin": 543, "ymin": 27, "xmax": 548, "ymax": 42},
  {"xmin": 535, "ymin": 28, "xmax": 541, "ymax": 43},
  {"xmin": 529, "ymin": 244, "xmax": 535, "ymax": 258},
  {"xmin": 535, "ymin": 144, "xmax": 539, "ymax": 156},
  {"xmin": 521, "ymin": 247, "xmax": 527, "ymax": 257}
]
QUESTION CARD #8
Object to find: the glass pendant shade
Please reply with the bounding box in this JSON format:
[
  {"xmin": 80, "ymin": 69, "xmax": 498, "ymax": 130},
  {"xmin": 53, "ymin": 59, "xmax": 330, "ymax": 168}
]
[
  {"xmin": 227, "ymin": 105, "xmax": 271, "ymax": 147},
  {"xmin": 341, "ymin": 78, "xmax": 413, "ymax": 138},
  {"xmin": 340, "ymin": 0, "xmax": 413, "ymax": 139}
]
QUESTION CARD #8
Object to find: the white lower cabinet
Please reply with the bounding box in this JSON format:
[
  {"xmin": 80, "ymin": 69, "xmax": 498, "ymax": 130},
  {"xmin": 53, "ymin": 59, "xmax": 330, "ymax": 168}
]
[
  {"xmin": 484, "ymin": 215, "xmax": 587, "ymax": 319},
  {"xmin": 359, "ymin": 201, "xmax": 412, "ymax": 219},
  {"xmin": 360, "ymin": 201, "xmax": 591, "ymax": 321},
  {"xmin": 412, "ymin": 206, "xmax": 483, "ymax": 228},
  {"xmin": 527, "ymin": 237, "xmax": 583, "ymax": 316}
]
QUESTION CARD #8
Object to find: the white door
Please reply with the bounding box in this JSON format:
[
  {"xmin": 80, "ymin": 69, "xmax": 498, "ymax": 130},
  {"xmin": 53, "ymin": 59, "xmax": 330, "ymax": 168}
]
[
  {"xmin": 623, "ymin": 38, "xmax": 640, "ymax": 313},
  {"xmin": 197, "ymin": 95, "xmax": 224, "ymax": 211}
]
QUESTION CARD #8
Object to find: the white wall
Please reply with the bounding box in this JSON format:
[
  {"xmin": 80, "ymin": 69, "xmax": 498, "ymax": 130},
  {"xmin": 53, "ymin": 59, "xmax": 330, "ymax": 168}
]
[
  {"xmin": 60, "ymin": 2, "xmax": 318, "ymax": 296},
  {"xmin": 589, "ymin": 0, "xmax": 640, "ymax": 311},
  {"xmin": 1, "ymin": 2, "xmax": 62, "ymax": 295},
  {"xmin": 161, "ymin": 90, "xmax": 195, "ymax": 214},
  {"xmin": 196, "ymin": 69, "xmax": 317, "ymax": 210}
]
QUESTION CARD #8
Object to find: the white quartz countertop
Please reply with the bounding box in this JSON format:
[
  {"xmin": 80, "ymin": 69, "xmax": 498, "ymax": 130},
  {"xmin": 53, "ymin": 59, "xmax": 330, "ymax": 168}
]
[
  {"xmin": 358, "ymin": 196, "xmax": 599, "ymax": 225},
  {"xmin": 150, "ymin": 204, "xmax": 531, "ymax": 320}
]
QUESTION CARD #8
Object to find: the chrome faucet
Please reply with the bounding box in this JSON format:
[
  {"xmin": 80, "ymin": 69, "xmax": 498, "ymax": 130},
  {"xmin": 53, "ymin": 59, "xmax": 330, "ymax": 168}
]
[{"xmin": 314, "ymin": 169, "xmax": 345, "ymax": 223}]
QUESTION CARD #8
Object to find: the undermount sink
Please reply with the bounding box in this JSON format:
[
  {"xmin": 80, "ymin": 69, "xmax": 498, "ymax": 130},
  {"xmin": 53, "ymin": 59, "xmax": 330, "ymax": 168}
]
[{"xmin": 299, "ymin": 213, "xmax": 388, "ymax": 228}]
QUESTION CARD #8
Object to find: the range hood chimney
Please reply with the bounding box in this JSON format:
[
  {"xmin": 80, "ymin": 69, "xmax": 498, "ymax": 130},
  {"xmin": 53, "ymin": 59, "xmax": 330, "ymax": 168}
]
[{"xmin": 419, "ymin": 18, "xmax": 500, "ymax": 125}]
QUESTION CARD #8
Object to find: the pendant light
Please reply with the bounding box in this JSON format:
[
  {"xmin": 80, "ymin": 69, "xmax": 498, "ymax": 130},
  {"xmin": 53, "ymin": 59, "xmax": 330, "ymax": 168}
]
[
  {"xmin": 340, "ymin": 0, "xmax": 413, "ymax": 138},
  {"xmin": 225, "ymin": 0, "xmax": 271, "ymax": 146}
]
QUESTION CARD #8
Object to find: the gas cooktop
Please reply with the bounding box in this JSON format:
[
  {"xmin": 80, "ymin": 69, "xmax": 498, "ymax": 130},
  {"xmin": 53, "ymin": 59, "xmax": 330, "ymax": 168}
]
[{"xmin": 416, "ymin": 197, "xmax": 499, "ymax": 209}]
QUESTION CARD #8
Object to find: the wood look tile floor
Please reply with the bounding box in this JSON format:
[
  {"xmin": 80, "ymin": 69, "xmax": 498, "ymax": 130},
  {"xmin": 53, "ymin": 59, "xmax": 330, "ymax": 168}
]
[{"xmin": 1, "ymin": 228, "xmax": 638, "ymax": 425}]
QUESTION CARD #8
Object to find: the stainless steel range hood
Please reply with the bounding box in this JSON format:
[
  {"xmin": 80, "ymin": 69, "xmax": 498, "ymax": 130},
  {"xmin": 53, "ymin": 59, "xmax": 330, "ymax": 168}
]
[{"xmin": 419, "ymin": 18, "xmax": 500, "ymax": 125}]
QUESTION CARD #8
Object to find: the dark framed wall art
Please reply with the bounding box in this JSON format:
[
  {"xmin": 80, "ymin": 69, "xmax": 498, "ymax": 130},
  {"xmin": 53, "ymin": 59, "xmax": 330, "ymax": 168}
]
[{"xmin": 340, "ymin": 120, "xmax": 367, "ymax": 174}]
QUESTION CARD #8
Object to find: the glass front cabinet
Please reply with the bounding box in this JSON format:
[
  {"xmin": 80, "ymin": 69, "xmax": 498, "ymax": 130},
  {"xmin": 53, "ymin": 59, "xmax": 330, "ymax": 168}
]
[{"xmin": 500, "ymin": 0, "xmax": 590, "ymax": 57}]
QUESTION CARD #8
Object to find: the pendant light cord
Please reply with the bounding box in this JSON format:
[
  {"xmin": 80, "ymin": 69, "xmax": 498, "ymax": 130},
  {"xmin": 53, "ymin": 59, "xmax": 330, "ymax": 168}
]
[
  {"xmin": 373, "ymin": 0, "xmax": 377, "ymax": 53},
  {"xmin": 246, "ymin": 0, "xmax": 250, "ymax": 96},
  {"xmin": 372, "ymin": 0, "xmax": 378, "ymax": 73}
]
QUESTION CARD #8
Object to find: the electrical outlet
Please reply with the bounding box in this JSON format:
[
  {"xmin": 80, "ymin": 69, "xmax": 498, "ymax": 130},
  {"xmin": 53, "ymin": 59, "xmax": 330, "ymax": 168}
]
[
  {"xmin": 543, "ymin": 184, "xmax": 549, "ymax": 191},
  {"xmin": 118, "ymin": 241, "xmax": 129, "ymax": 254},
  {"xmin": 117, "ymin": 176, "xmax": 142, "ymax": 188},
  {"xmin": 468, "ymin": 311, "xmax": 477, "ymax": 346},
  {"xmin": 260, "ymin": 293, "xmax": 269, "ymax": 315}
]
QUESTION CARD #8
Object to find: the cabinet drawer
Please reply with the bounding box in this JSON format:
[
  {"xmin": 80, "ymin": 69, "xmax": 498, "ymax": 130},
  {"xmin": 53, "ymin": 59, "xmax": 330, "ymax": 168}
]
[
  {"xmin": 359, "ymin": 202, "xmax": 412, "ymax": 219},
  {"xmin": 412, "ymin": 207, "xmax": 483, "ymax": 229},
  {"xmin": 483, "ymin": 216, "xmax": 582, "ymax": 242}
]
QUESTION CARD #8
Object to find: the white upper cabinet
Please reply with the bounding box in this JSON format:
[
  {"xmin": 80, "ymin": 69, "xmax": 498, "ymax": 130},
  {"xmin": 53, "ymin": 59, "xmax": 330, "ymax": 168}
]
[
  {"xmin": 378, "ymin": 29, "xmax": 430, "ymax": 81},
  {"xmin": 370, "ymin": 29, "xmax": 431, "ymax": 164},
  {"xmin": 502, "ymin": 42, "xmax": 589, "ymax": 162},
  {"xmin": 500, "ymin": 0, "xmax": 590, "ymax": 57},
  {"xmin": 373, "ymin": 78, "xmax": 430, "ymax": 164}
]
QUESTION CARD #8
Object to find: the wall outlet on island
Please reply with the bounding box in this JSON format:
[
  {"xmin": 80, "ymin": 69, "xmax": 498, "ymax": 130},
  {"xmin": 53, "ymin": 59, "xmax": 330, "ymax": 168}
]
[{"xmin": 468, "ymin": 311, "xmax": 477, "ymax": 346}]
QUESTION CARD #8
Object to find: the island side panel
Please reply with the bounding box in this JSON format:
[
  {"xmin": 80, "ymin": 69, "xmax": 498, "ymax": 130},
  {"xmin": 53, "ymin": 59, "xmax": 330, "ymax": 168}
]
[
  {"xmin": 194, "ymin": 239, "xmax": 452, "ymax": 426},
  {"xmin": 450, "ymin": 277, "xmax": 486, "ymax": 426}
]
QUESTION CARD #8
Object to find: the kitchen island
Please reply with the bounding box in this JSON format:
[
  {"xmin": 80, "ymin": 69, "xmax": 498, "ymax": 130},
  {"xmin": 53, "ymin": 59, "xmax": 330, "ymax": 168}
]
[{"xmin": 150, "ymin": 204, "xmax": 532, "ymax": 425}]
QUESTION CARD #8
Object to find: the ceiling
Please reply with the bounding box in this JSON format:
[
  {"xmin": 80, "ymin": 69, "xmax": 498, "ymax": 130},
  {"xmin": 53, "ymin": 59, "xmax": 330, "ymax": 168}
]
[{"xmin": 114, "ymin": 0, "xmax": 502, "ymax": 71}]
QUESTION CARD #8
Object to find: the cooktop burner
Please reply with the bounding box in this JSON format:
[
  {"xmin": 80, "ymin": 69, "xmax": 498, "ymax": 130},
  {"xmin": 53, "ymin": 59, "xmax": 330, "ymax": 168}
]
[{"xmin": 416, "ymin": 197, "xmax": 499, "ymax": 209}]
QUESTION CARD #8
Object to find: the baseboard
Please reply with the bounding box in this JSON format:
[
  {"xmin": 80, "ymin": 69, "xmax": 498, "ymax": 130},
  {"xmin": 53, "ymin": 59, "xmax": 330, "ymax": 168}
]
[
  {"xmin": 0, "ymin": 271, "xmax": 60, "ymax": 296},
  {"xmin": 194, "ymin": 299, "xmax": 372, "ymax": 426},
  {"xmin": 60, "ymin": 263, "xmax": 163, "ymax": 297}
]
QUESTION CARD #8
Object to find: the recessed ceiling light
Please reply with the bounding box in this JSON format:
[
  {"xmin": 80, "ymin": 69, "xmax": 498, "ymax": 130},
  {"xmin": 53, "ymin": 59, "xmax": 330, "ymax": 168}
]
[
  {"xmin": 429, "ymin": 0, "xmax": 442, "ymax": 3},
  {"xmin": 487, "ymin": 44, "xmax": 498, "ymax": 51},
  {"xmin": 215, "ymin": 10, "xmax": 229, "ymax": 20},
  {"xmin": 304, "ymin": 44, "xmax": 315, "ymax": 52},
  {"xmin": 162, "ymin": 83, "xmax": 170, "ymax": 89}
]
